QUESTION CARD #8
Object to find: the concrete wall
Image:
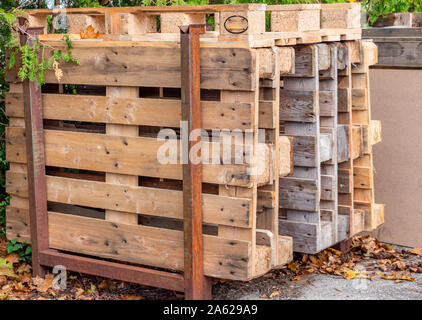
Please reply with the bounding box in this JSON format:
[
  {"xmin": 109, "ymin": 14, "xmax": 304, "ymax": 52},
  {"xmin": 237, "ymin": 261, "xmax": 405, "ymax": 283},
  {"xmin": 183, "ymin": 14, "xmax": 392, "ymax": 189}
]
[{"xmin": 370, "ymin": 68, "xmax": 422, "ymax": 247}]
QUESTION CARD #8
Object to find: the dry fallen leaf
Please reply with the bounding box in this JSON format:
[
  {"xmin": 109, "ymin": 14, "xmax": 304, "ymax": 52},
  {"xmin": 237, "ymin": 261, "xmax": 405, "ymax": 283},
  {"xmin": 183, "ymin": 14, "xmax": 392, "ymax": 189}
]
[
  {"xmin": 288, "ymin": 261, "xmax": 300, "ymax": 272},
  {"xmin": 80, "ymin": 25, "xmax": 100, "ymax": 39},
  {"xmin": 121, "ymin": 295, "xmax": 144, "ymax": 300},
  {"xmin": 291, "ymin": 275, "xmax": 301, "ymax": 281},
  {"xmin": 32, "ymin": 274, "xmax": 54, "ymax": 293},
  {"xmin": 0, "ymin": 258, "xmax": 17, "ymax": 279},
  {"xmin": 269, "ymin": 290, "xmax": 280, "ymax": 298},
  {"xmin": 74, "ymin": 287, "xmax": 85, "ymax": 299},
  {"xmin": 5, "ymin": 253, "xmax": 20, "ymax": 264},
  {"xmin": 410, "ymin": 248, "xmax": 422, "ymax": 257},
  {"xmin": 16, "ymin": 263, "xmax": 31, "ymax": 275}
]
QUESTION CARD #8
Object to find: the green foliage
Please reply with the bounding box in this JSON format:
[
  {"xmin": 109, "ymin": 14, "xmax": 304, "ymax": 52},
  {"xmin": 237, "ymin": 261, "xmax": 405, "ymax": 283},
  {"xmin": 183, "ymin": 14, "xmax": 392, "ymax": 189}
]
[
  {"xmin": 363, "ymin": 0, "xmax": 422, "ymax": 25},
  {"xmin": 7, "ymin": 238, "xmax": 32, "ymax": 262}
]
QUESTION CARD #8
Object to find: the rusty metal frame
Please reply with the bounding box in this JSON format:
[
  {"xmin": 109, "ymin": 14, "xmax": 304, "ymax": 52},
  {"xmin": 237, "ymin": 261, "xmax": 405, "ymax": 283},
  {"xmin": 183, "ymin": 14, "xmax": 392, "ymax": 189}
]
[
  {"xmin": 20, "ymin": 24, "xmax": 211, "ymax": 299},
  {"xmin": 180, "ymin": 24, "xmax": 212, "ymax": 300}
]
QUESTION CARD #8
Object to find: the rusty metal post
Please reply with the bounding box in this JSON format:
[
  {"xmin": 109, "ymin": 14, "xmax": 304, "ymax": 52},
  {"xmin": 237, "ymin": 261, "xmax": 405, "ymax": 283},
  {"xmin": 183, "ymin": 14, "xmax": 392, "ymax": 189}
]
[
  {"xmin": 180, "ymin": 24, "xmax": 211, "ymax": 300},
  {"xmin": 19, "ymin": 25, "xmax": 49, "ymax": 277}
]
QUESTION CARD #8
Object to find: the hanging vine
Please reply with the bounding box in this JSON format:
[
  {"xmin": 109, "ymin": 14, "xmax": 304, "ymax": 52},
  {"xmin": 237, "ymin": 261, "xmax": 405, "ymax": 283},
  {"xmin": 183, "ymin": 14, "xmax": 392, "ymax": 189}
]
[{"xmin": 1, "ymin": 7, "xmax": 79, "ymax": 86}]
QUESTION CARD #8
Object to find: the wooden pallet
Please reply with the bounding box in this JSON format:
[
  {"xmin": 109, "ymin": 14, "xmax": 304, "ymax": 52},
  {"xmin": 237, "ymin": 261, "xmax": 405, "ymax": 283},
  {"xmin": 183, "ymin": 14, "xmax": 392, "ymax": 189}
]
[
  {"xmin": 5, "ymin": 37, "xmax": 296, "ymax": 281},
  {"xmin": 21, "ymin": 3, "xmax": 361, "ymax": 48},
  {"xmin": 351, "ymin": 40, "xmax": 384, "ymax": 233},
  {"xmin": 278, "ymin": 44, "xmax": 338, "ymax": 254}
]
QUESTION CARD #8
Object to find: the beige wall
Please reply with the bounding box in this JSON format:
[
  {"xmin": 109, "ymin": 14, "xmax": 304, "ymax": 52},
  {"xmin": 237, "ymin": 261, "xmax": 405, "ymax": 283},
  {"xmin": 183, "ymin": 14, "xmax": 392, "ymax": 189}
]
[{"xmin": 370, "ymin": 69, "xmax": 422, "ymax": 247}]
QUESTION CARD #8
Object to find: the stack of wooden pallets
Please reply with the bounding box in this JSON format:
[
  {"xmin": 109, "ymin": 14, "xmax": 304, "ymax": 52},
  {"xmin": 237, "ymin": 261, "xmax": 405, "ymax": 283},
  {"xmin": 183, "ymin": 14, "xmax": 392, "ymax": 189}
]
[{"xmin": 4, "ymin": 3, "xmax": 384, "ymax": 290}]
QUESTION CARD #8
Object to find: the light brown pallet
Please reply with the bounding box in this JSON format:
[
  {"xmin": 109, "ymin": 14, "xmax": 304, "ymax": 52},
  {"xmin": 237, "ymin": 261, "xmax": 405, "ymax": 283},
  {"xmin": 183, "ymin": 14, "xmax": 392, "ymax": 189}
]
[
  {"xmin": 351, "ymin": 40, "xmax": 384, "ymax": 233},
  {"xmin": 5, "ymin": 38, "xmax": 296, "ymax": 280},
  {"xmin": 21, "ymin": 3, "xmax": 361, "ymax": 48}
]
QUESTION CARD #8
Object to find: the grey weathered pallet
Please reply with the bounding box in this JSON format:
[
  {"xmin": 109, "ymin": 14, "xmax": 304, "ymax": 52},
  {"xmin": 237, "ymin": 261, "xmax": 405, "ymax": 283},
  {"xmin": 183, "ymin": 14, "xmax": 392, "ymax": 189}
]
[
  {"xmin": 363, "ymin": 28, "xmax": 422, "ymax": 68},
  {"xmin": 318, "ymin": 43, "xmax": 339, "ymax": 245},
  {"xmin": 278, "ymin": 44, "xmax": 336, "ymax": 254}
]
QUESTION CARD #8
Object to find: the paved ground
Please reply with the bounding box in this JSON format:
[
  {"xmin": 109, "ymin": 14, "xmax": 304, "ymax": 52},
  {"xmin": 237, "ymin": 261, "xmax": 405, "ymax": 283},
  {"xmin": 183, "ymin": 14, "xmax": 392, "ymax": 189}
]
[
  {"xmin": 226, "ymin": 272, "xmax": 422, "ymax": 300},
  {"xmin": 213, "ymin": 246, "xmax": 422, "ymax": 300}
]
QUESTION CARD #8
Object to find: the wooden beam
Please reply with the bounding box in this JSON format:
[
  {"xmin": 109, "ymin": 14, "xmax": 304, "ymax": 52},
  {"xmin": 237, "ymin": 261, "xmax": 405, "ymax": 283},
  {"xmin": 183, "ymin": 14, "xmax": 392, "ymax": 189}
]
[
  {"xmin": 21, "ymin": 27, "xmax": 48, "ymax": 278},
  {"xmin": 180, "ymin": 24, "xmax": 211, "ymax": 300}
]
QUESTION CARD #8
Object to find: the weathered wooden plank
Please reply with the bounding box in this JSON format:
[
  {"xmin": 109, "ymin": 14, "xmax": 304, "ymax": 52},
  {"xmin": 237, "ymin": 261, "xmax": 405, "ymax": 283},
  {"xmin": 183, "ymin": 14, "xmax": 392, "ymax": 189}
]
[
  {"xmin": 321, "ymin": 174, "xmax": 335, "ymax": 201},
  {"xmin": 259, "ymin": 101, "xmax": 277, "ymax": 129},
  {"xmin": 279, "ymin": 177, "xmax": 318, "ymax": 212},
  {"xmin": 6, "ymin": 172, "xmax": 252, "ymax": 228},
  {"xmin": 337, "ymin": 125, "xmax": 350, "ymax": 163},
  {"xmin": 6, "ymin": 206, "xmax": 30, "ymax": 243},
  {"xmin": 7, "ymin": 92, "xmax": 257, "ymax": 130},
  {"xmin": 320, "ymin": 3, "xmax": 361, "ymax": 29},
  {"xmin": 351, "ymin": 125, "xmax": 363, "ymax": 159},
  {"xmin": 270, "ymin": 5, "xmax": 320, "ymax": 32},
  {"xmin": 6, "ymin": 46, "xmax": 255, "ymax": 91},
  {"xmin": 280, "ymin": 90, "xmax": 317, "ymax": 123},
  {"xmin": 286, "ymin": 134, "xmax": 317, "ymax": 167},
  {"xmin": 279, "ymin": 136, "xmax": 293, "ymax": 177},
  {"xmin": 290, "ymin": 45, "xmax": 316, "ymax": 78},
  {"xmin": 319, "ymin": 91, "xmax": 334, "ymax": 117},
  {"xmin": 351, "ymin": 88, "xmax": 367, "ymax": 111},
  {"xmin": 370, "ymin": 119, "xmax": 382, "ymax": 146},
  {"xmin": 6, "ymin": 127, "xmax": 269, "ymax": 187},
  {"xmin": 338, "ymin": 88, "xmax": 351, "ymax": 112},
  {"xmin": 338, "ymin": 169, "xmax": 351, "ymax": 194},
  {"xmin": 46, "ymin": 212, "xmax": 252, "ymax": 280},
  {"xmin": 278, "ymin": 219, "xmax": 318, "ymax": 253},
  {"xmin": 353, "ymin": 166, "xmax": 372, "ymax": 189},
  {"xmin": 319, "ymin": 133, "xmax": 332, "ymax": 163}
]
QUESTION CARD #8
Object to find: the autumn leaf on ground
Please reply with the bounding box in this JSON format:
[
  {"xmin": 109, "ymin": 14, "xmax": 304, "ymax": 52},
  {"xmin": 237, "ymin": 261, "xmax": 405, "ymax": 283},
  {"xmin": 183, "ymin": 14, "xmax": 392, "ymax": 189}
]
[
  {"xmin": 85, "ymin": 284, "xmax": 97, "ymax": 295},
  {"xmin": 5, "ymin": 253, "xmax": 20, "ymax": 264},
  {"xmin": 0, "ymin": 258, "xmax": 17, "ymax": 279},
  {"xmin": 121, "ymin": 295, "xmax": 144, "ymax": 300},
  {"xmin": 409, "ymin": 248, "xmax": 422, "ymax": 257},
  {"xmin": 327, "ymin": 248, "xmax": 342, "ymax": 256},
  {"xmin": 269, "ymin": 290, "xmax": 280, "ymax": 298},
  {"xmin": 0, "ymin": 289, "xmax": 10, "ymax": 300},
  {"xmin": 80, "ymin": 25, "xmax": 100, "ymax": 39},
  {"xmin": 344, "ymin": 270, "xmax": 369, "ymax": 280},
  {"xmin": 418, "ymin": 281, "xmax": 422, "ymax": 285},
  {"xmin": 98, "ymin": 279, "xmax": 117, "ymax": 290},
  {"xmin": 288, "ymin": 261, "xmax": 300, "ymax": 272},
  {"xmin": 377, "ymin": 272, "xmax": 415, "ymax": 282},
  {"xmin": 74, "ymin": 287, "xmax": 85, "ymax": 299},
  {"xmin": 16, "ymin": 263, "xmax": 31, "ymax": 275},
  {"xmin": 32, "ymin": 274, "xmax": 54, "ymax": 293},
  {"xmin": 291, "ymin": 275, "xmax": 301, "ymax": 281}
]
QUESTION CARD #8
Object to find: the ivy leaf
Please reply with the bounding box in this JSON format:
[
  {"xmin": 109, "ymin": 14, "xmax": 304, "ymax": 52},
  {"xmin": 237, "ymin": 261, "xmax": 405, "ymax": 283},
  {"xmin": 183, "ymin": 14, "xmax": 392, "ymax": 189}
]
[{"xmin": 0, "ymin": 258, "xmax": 17, "ymax": 279}]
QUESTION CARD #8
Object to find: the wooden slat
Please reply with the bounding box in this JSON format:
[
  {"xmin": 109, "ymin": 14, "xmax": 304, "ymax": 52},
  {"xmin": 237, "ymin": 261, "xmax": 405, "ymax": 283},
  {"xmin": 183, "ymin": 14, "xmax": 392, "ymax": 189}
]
[
  {"xmin": 7, "ymin": 171, "xmax": 252, "ymax": 229},
  {"xmin": 353, "ymin": 166, "xmax": 372, "ymax": 189},
  {"xmin": 39, "ymin": 249, "xmax": 185, "ymax": 292},
  {"xmin": 6, "ymin": 92, "xmax": 257, "ymax": 130},
  {"xmin": 319, "ymin": 90, "xmax": 334, "ymax": 116},
  {"xmin": 321, "ymin": 174, "xmax": 335, "ymax": 201},
  {"xmin": 6, "ymin": 127, "xmax": 267, "ymax": 187},
  {"xmin": 280, "ymin": 90, "xmax": 317, "ymax": 122},
  {"xmin": 351, "ymin": 88, "xmax": 367, "ymax": 111},
  {"xmin": 278, "ymin": 219, "xmax": 318, "ymax": 254},
  {"xmin": 25, "ymin": 4, "xmax": 267, "ymax": 15},
  {"xmin": 6, "ymin": 206, "xmax": 30, "ymax": 243},
  {"xmin": 338, "ymin": 169, "xmax": 351, "ymax": 194},
  {"xmin": 279, "ymin": 177, "xmax": 318, "ymax": 211},
  {"xmin": 288, "ymin": 134, "xmax": 317, "ymax": 167},
  {"xmin": 47, "ymin": 212, "xmax": 251, "ymax": 280},
  {"xmin": 7, "ymin": 46, "xmax": 255, "ymax": 91}
]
